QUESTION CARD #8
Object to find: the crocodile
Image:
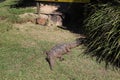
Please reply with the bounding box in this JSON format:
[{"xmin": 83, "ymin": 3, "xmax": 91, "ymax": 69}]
[{"xmin": 45, "ymin": 38, "xmax": 86, "ymax": 70}]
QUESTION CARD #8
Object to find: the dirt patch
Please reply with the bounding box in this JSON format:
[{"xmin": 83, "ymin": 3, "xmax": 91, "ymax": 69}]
[
  {"xmin": 18, "ymin": 13, "xmax": 38, "ymax": 23},
  {"xmin": 13, "ymin": 22, "xmax": 80, "ymax": 43},
  {"xmin": 14, "ymin": 12, "xmax": 84, "ymax": 48},
  {"xmin": 19, "ymin": 13, "xmax": 38, "ymax": 19},
  {"xmin": 0, "ymin": 16, "xmax": 6, "ymax": 20}
]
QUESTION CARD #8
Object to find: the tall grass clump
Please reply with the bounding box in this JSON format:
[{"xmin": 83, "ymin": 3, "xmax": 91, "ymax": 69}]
[{"xmin": 84, "ymin": 4, "xmax": 120, "ymax": 67}]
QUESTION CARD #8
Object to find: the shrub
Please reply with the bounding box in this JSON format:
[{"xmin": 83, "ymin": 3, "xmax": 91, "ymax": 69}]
[{"xmin": 84, "ymin": 4, "xmax": 120, "ymax": 67}]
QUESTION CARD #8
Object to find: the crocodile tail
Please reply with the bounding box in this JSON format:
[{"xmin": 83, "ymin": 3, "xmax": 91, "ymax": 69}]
[{"xmin": 75, "ymin": 37, "xmax": 87, "ymax": 45}]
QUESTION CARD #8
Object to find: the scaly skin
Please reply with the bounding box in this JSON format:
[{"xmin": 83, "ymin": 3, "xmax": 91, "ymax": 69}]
[{"xmin": 46, "ymin": 38, "xmax": 86, "ymax": 70}]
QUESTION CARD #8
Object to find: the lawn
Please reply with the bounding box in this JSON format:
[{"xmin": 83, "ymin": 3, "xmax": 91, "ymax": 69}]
[{"xmin": 0, "ymin": 0, "xmax": 120, "ymax": 80}]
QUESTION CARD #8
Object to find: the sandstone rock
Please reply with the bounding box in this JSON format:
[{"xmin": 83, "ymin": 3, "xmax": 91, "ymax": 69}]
[
  {"xmin": 48, "ymin": 15, "xmax": 63, "ymax": 27},
  {"xmin": 36, "ymin": 17, "xmax": 48, "ymax": 26},
  {"xmin": 40, "ymin": 4, "xmax": 59, "ymax": 14}
]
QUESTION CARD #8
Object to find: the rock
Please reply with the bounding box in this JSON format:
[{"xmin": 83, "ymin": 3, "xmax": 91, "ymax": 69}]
[
  {"xmin": 36, "ymin": 17, "xmax": 48, "ymax": 26},
  {"xmin": 36, "ymin": 13, "xmax": 63, "ymax": 27},
  {"xmin": 48, "ymin": 14, "xmax": 63, "ymax": 27},
  {"xmin": 40, "ymin": 4, "xmax": 59, "ymax": 14}
]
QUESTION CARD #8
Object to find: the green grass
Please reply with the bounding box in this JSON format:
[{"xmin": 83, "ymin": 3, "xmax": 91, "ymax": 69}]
[{"xmin": 0, "ymin": 0, "xmax": 120, "ymax": 80}]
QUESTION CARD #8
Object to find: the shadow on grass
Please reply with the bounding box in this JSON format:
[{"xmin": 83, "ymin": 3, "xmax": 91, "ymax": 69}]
[
  {"xmin": 85, "ymin": 51, "xmax": 120, "ymax": 69},
  {"xmin": 11, "ymin": 0, "xmax": 36, "ymax": 7},
  {"xmin": 0, "ymin": 0, "xmax": 5, "ymax": 3},
  {"xmin": 61, "ymin": 3, "xmax": 86, "ymax": 34}
]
